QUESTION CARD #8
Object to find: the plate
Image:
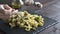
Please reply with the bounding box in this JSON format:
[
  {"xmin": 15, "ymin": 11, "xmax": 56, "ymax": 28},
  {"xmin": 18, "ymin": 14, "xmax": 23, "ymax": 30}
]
[{"xmin": 0, "ymin": 16, "xmax": 58, "ymax": 34}]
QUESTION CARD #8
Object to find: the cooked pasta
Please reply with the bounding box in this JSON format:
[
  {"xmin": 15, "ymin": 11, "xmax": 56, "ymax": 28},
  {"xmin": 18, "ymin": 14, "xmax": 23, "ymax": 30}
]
[{"xmin": 8, "ymin": 11, "xmax": 44, "ymax": 31}]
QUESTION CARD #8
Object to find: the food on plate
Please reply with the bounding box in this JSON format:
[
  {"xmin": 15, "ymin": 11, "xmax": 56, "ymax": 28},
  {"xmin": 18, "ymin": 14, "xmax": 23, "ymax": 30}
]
[
  {"xmin": 11, "ymin": 0, "xmax": 22, "ymax": 8},
  {"xmin": 8, "ymin": 11, "xmax": 44, "ymax": 31}
]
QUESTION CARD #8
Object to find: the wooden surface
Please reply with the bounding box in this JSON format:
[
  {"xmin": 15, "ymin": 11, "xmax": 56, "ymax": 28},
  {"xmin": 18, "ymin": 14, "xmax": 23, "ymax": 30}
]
[
  {"xmin": 35, "ymin": 0, "xmax": 60, "ymax": 34},
  {"xmin": 0, "ymin": 0, "xmax": 60, "ymax": 34}
]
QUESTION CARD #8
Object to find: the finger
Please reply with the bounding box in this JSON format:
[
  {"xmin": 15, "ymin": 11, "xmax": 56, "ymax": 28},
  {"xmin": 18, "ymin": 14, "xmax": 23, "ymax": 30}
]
[
  {"xmin": 12, "ymin": 10, "xmax": 18, "ymax": 15},
  {"xmin": 0, "ymin": 5, "xmax": 4, "ymax": 9},
  {"xmin": 11, "ymin": 9, "xmax": 15, "ymax": 12},
  {"xmin": 3, "ymin": 4, "xmax": 12, "ymax": 10}
]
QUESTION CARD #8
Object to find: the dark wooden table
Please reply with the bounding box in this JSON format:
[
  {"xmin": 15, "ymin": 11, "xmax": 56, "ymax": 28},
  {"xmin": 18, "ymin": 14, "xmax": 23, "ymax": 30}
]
[
  {"xmin": 37, "ymin": 0, "xmax": 60, "ymax": 34},
  {"xmin": 0, "ymin": 0, "xmax": 59, "ymax": 34}
]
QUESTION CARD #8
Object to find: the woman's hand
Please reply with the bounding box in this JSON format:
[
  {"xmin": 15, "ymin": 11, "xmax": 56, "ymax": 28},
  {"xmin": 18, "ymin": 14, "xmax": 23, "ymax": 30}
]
[{"xmin": 0, "ymin": 4, "xmax": 18, "ymax": 20}]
